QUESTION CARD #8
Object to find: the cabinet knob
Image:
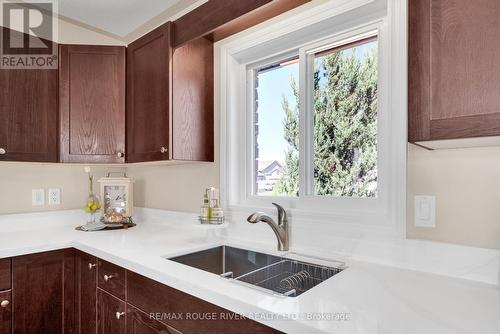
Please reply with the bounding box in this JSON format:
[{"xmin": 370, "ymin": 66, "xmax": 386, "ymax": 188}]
[
  {"xmin": 117, "ymin": 152, "xmax": 124, "ymax": 158},
  {"xmin": 0, "ymin": 148, "xmax": 5, "ymax": 155},
  {"xmin": 160, "ymin": 146, "xmax": 168, "ymax": 154},
  {"xmin": 115, "ymin": 311, "xmax": 125, "ymax": 320},
  {"xmin": 0, "ymin": 300, "xmax": 9, "ymax": 308},
  {"xmin": 88, "ymin": 263, "xmax": 96, "ymax": 270},
  {"xmin": 103, "ymin": 274, "xmax": 117, "ymax": 282}
]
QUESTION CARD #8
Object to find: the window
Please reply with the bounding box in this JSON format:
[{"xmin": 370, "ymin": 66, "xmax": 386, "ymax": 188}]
[
  {"xmin": 312, "ymin": 37, "xmax": 378, "ymax": 198},
  {"xmin": 219, "ymin": 0, "xmax": 406, "ymax": 230},
  {"xmin": 250, "ymin": 34, "xmax": 379, "ymax": 199}
]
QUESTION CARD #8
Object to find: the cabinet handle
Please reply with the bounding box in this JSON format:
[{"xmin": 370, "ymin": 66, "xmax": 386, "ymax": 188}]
[
  {"xmin": 104, "ymin": 274, "xmax": 117, "ymax": 282},
  {"xmin": 88, "ymin": 263, "xmax": 96, "ymax": 270},
  {"xmin": 115, "ymin": 311, "xmax": 125, "ymax": 320},
  {"xmin": 0, "ymin": 148, "xmax": 5, "ymax": 155},
  {"xmin": 117, "ymin": 152, "xmax": 124, "ymax": 158},
  {"xmin": 0, "ymin": 300, "xmax": 9, "ymax": 308},
  {"xmin": 160, "ymin": 146, "xmax": 168, "ymax": 153}
]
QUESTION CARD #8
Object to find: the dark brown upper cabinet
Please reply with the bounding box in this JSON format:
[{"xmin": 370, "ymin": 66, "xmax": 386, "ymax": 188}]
[
  {"xmin": 126, "ymin": 22, "xmax": 172, "ymax": 163},
  {"xmin": 127, "ymin": 22, "xmax": 214, "ymax": 162},
  {"xmin": 409, "ymin": 0, "xmax": 500, "ymax": 144},
  {"xmin": 59, "ymin": 45, "xmax": 126, "ymax": 163},
  {"xmin": 0, "ymin": 67, "xmax": 58, "ymax": 162},
  {"xmin": 1, "ymin": 2, "xmax": 311, "ymax": 163},
  {"xmin": 172, "ymin": 37, "xmax": 214, "ymax": 161}
]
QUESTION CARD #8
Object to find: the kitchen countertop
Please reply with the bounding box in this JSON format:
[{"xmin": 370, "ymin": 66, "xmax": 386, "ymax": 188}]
[{"xmin": 0, "ymin": 209, "xmax": 499, "ymax": 334}]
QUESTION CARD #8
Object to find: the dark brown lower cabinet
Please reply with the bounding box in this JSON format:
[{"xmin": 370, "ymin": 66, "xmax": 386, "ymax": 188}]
[
  {"xmin": 4, "ymin": 249, "xmax": 279, "ymax": 334},
  {"xmin": 75, "ymin": 250, "xmax": 98, "ymax": 334},
  {"xmin": 0, "ymin": 290, "xmax": 11, "ymax": 334},
  {"xmin": 12, "ymin": 249, "xmax": 75, "ymax": 334},
  {"xmin": 127, "ymin": 304, "xmax": 181, "ymax": 334},
  {"xmin": 0, "ymin": 259, "xmax": 10, "ymax": 291},
  {"xmin": 127, "ymin": 271, "xmax": 280, "ymax": 334},
  {"xmin": 97, "ymin": 289, "xmax": 126, "ymax": 334}
]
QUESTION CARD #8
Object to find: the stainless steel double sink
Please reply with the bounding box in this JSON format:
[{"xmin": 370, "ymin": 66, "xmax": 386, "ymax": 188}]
[{"xmin": 168, "ymin": 245, "xmax": 345, "ymax": 297}]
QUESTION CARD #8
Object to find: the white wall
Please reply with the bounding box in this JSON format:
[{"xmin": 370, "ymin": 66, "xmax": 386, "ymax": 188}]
[
  {"xmin": 0, "ymin": 163, "xmax": 125, "ymax": 214},
  {"xmin": 407, "ymin": 144, "xmax": 500, "ymax": 249},
  {"xmin": 127, "ymin": 162, "xmax": 219, "ymax": 213}
]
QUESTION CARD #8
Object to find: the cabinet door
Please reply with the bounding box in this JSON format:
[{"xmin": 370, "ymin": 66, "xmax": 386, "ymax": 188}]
[
  {"xmin": 126, "ymin": 304, "xmax": 181, "ymax": 334},
  {"xmin": 97, "ymin": 289, "xmax": 125, "ymax": 334},
  {"xmin": 172, "ymin": 37, "xmax": 214, "ymax": 162},
  {"xmin": 409, "ymin": 0, "xmax": 500, "ymax": 142},
  {"xmin": 0, "ymin": 67, "xmax": 57, "ymax": 162},
  {"xmin": 59, "ymin": 44, "xmax": 126, "ymax": 162},
  {"xmin": 127, "ymin": 22, "xmax": 171, "ymax": 162},
  {"xmin": 12, "ymin": 249, "xmax": 75, "ymax": 334},
  {"xmin": 0, "ymin": 259, "xmax": 10, "ymax": 291},
  {"xmin": 75, "ymin": 251, "xmax": 98, "ymax": 334},
  {"xmin": 0, "ymin": 290, "xmax": 11, "ymax": 334}
]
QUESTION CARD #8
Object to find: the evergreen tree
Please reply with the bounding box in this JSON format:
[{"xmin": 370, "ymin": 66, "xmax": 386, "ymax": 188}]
[{"xmin": 274, "ymin": 44, "xmax": 378, "ymax": 197}]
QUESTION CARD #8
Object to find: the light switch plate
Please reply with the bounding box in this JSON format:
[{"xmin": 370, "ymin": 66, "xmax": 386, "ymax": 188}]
[
  {"xmin": 32, "ymin": 189, "xmax": 45, "ymax": 206},
  {"xmin": 48, "ymin": 188, "xmax": 61, "ymax": 205},
  {"xmin": 414, "ymin": 195, "xmax": 436, "ymax": 227}
]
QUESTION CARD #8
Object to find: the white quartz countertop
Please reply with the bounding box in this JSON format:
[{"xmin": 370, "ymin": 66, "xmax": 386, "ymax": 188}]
[{"xmin": 0, "ymin": 209, "xmax": 499, "ymax": 334}]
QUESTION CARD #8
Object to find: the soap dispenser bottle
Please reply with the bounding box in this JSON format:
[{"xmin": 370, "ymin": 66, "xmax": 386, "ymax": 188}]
[{"xmin": 200, "ymin": 192, "xmax": 210, "ymax": 220}]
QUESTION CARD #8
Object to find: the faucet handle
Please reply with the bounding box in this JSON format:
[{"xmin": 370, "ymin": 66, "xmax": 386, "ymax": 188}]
[{"xmin": 272, "ymin": 203, "xmax": 287, "ymax": 224}]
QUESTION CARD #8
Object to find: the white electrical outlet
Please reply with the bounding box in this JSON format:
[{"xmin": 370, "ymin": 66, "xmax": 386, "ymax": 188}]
[
  {"xmin": 414, "ymin": 195, "xmax": 436, "ymax": 227},
  {"xmin": 48, "ymin": 188, "xmax": 61, "ymax": 205},
  {"xmin": 32, "ymin": 189, "xmax": 45, "ymax": 206}
]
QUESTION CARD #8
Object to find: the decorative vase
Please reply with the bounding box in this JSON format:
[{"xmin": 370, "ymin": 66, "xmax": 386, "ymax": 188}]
[{"xmin": 84, "ymin": 168, "xmax": 101, "ymax": 224}]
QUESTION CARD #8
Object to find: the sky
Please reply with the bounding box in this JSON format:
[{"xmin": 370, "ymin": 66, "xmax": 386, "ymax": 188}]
[{"xmin": 256, "ymin": 61, "xmax": 299, "ymax": 164}]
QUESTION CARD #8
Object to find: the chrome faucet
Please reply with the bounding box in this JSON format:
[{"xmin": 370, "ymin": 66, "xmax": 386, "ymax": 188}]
[{"xmin": 247, "ymin": 203, "xmax": 289, "ymax": 251}]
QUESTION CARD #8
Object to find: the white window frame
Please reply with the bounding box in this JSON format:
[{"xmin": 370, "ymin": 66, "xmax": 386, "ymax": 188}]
[
  {"xmin": 246, "ymin": 24, "xmax": 386, "ymax": 212},
  {"xmin": 217, "ymin": 0, "xmax": 407, "ymax": 235}
]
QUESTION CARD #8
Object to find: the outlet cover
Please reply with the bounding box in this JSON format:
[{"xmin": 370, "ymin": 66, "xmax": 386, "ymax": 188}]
[
  {"xmin": 48, "ymin": 188, "xmax": 61, "ymax": 205},
  {"xmin": 32, "ymin": 189, "xmax": 45, "ymax": 206},
  {"xmin": 414, "ymin": 195, "xmax": 436, "ymax": 227}
]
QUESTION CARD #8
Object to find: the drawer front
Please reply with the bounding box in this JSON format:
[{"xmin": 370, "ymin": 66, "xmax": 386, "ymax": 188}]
[
  {"xmin": 98, "ymin": 259, "xmax": 126, "ymax": 300},
  {"xmin": 126, "ymin": 304, "xmax": 181, "ymax": 334},
  {"xmin": 0, "ymin": 259, "xmax": 10, "ymax": 291},
  {"xmin": 127, "ymin": 271, "xmax": 281, "ymax": 334},
  {"xmin": 0, "ymin": 290, "xmax": 11, "ymax": 334}
]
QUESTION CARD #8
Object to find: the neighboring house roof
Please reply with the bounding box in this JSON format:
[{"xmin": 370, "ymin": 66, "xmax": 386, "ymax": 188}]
[{"xmin": 258, "ymin": 160, "xmax": 283, "ymax": 175}]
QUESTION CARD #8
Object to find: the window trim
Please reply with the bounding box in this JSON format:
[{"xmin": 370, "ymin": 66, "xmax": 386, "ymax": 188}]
[{"xmin": 217, "ymin": 0, "xmax": 407, "ymax": 235}]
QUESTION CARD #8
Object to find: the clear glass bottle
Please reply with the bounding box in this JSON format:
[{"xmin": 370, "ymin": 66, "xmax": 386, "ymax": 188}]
[{"xmin": 84, "ymin": 173, "xmax": 101, "ymax": 224}]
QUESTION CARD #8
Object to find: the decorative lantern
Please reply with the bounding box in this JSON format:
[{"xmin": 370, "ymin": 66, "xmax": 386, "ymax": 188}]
[{"xmin": 98, "ymin": 173, "xmax": 134, "ymax": 222}]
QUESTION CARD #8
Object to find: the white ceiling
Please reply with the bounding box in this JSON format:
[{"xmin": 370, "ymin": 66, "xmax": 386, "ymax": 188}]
[{"xmin": 55, "ymin": 0, "xmax": 181, "ymax": 37}]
